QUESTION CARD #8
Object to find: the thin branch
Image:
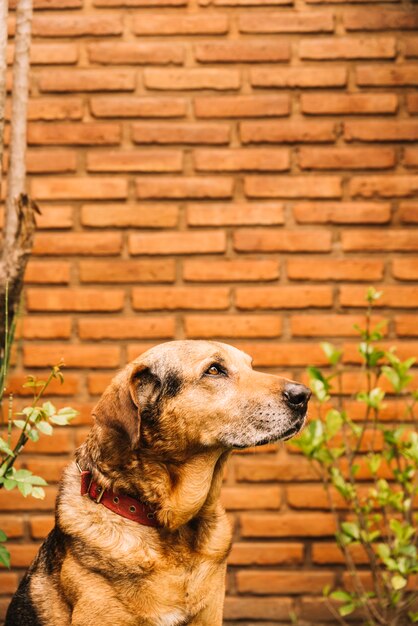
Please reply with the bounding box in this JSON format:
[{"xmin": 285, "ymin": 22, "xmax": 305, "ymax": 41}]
[{"xmin": 0, "ymin": 0, "xmax": 8, "ymax": 207}]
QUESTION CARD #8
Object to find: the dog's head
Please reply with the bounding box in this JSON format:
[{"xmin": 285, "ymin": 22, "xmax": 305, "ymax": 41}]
[{"xmin": 92, "ymin": 340, "xmax": 310, "ymax": 460}]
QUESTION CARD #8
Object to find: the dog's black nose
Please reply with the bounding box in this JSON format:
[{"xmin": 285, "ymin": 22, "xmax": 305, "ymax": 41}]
[{"xmin": 283, "ymin": 383, "xmax": 311, "ymax": 407}]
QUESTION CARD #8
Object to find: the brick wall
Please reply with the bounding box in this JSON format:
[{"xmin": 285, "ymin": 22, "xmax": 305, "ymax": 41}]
[{"xmin": 1, "ymin": 0, "xmax": 418, "ymax": 622}]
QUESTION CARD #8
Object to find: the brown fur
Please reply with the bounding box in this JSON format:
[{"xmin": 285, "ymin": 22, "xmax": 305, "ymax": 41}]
[{"xmin": 6, "ymin": 340, "xmax": 310, "ymax": 626}]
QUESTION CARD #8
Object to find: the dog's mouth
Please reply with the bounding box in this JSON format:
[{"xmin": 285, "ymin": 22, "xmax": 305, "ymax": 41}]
[{"xmin": 279, "ymin": 413, "xmax": 307, "ymax": 441}]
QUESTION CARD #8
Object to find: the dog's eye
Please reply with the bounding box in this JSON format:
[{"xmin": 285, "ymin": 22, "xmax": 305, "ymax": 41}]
[{"xmin": 205, "ymin": 364, "xmax": 224, "ymax": 376}]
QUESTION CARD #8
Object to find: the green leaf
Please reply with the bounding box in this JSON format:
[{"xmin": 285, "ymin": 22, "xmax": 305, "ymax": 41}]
[
  {"xmin": 57, "ymin": 406, "xmax": 78, "ymax": 420},
  {"xmin": 366, "ymin": 287, "xmax": 382, "ymax": 303},
  {"xmin": 3, "ymin": 478, "xmax": 17, "ymax": 491},
  {"xmin": 14, "ymin": 469, "xmax": 32, "ymax": 481},
  {"xmin": 339, "ymin": 603, "xmax": 356, "ymax": 617},
  {"xmin": 13, "ymin": 419, "xmax": 27, "ymax": 430},
  {"xmin": 36, "ymin": 421, "xmax": 53, "ymax": 436},
  {"xmin": 0, "ymin": 529, "xmax": 7, "ymax": 542},
  {"xmin": 31, "ymin": 487, "xmax": 45, "ymax": 500},
  {"xmin": 41, "ymin": 401, "xmax": 56, "ymax": 418},
  {"xmin": 0, "ymin": 544, "xmax": 11, "ymax": 569},
  {"xmin": 341, "ymin": 522, "xmax": 360, "ymax": 541},
  {"xmin": 391, "ymin": 575, "xmax": 407, "ymax": 590},
  {"xmin": 27, "ymin": 429, "xmax": 39, "ymax": 442},
  {"xmin": 321, "ymin": 342, "xmax": 342, "ymax": 366},
  {"xmin": 330, "ymin": 590, "xmax": 352, "ymax": 603},
  {"xmin": 18, "ymin": 482, "xmax": 32, "ymax": 497},
  {"xmin": 0, "ymin": 438, "xmax": 14, "ymax": 457},
  {"xmin": 325, "ymin": 410, "xmax": 343, "ymax": 439}
]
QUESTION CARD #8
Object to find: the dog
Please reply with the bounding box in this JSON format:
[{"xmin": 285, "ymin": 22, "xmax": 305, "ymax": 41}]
[{"xmin": 6, "ymin": 340, "xmax": 310, "ymax": 626}]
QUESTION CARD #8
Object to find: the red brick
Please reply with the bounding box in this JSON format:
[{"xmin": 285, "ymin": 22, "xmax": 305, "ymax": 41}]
[
  {"xmin": 396, "ymin": 316, "xmax": 418, "ymax": 336},
  {"xmin": 32, "ymin": 15, "xmax": 123, "ymax": 37},
  {"xmin": 132, "ymin": 287, "xmax": 230, "ymax": 310},
  {"xmin": 87, "ymin": 373, "xmax": 112, "ymax": 395},
  {"xmin": 344, "ymin": 10, "xmax": 418, "ymax": 31},
  {"xmin": 86, "ymin": 150, "xmax": 182, "ymax": 173},
  {"xmin": 312, "ymin": 543, "xmax": 368, "ymax": 566},
  {"xmin": 234, "ymin": 342, "xmax": 329, "ymax": 367},
  {"xmin": 237, "ymin": 570, "xmax": 334, "ymax": 594},
  {"xmin": 195, "ymin": 41, "xmax": 290, "ymax": 63},
  {"xmin": 26, "ymin": 288, "xmax": 125, "ymax": 312},
  {"xmin": 404, "ymin": 148, "xmax": 418, "ymax": 168},
  {"xmin": 144, "ymin": 68, "xmax": 240, "ymax": 91},
  {"xmin": 405, "ymin": 39, "xmax": 418, "ymax": 58},
  {"xmin": 28, "ymin": 123, "xmax": 121, "ymax": 146},
  {"xmin": 183, "ymin": 259, "xmax": 280, "ymax": 282},
  {"xmin": 33, "ymin": 233, "xmax": 122, "ymax": 255},
  {"xmin": 136, "ymin": 177, "xmax": 233, "ymax": 199},
  {"xmin": 345, "ymin": 120, "xmax": 418, "ymax": 142},
  {"xmin": 24, "ymin": 98, "xmax": 83, "ymax": 121},
  {"xmin": 351, "ymin": 177, "xmax": 418, "ymax": 199},
  {"xmin": 24, "ymin": 261, "xmax": 71, "ymax": 283},
  {"xmin": 288, "ymin": 258, "xmax": 384, "ymax": 281},
  {"xmin": 4, "ymin": 544, "xmax": 41, "ymax": 567},
  {"xmin": 291, "ymin": 314, "xmax": 386, "ymax": 338},
  {"xmin": 0, "ymin": 487, "xmax": 57, "ymax": 511},
  {"xmin": 132, "ymin": 14, "xmax": 228, "ymax": 36},
  {"xmin": 184, "ymin": 315, "xmax": 281, "ymax": 338},
  {"xmin": 239, "ymin": 12, "xmax": 334, "ymax": 33},
  {"xmin": 194, "ymin": 95, "xmax": 290, "ymax": 118},
  {"xmin": 234, "ymin": 229, "xmax": 331, "ymax": 252},
  {"xmin": 30, "ymin": 516, "xmax": 55, "ymax": 540},
  {"xmin": 241, "ymin": 121, "xmax": 335, "ymax": 144},
  {"xmin": 91, "ymin": 97, "xmax": 186, "ymax": 119},
  {"xmin": 235, "ymin": 457, "xmax": 318, "ymax": 482},
  {"xmin": 187, "ymin": 203, "xmax": 284, "ymax": 226},
  {"xmin": 293, "ymin": 202, "xmax": 391, "ymax": 224},
  {"xmin": 6, "ymin": 374, "xmax": 78, "ymax": 396},
  {"xmin": 224, "ymin": 598, "xmax": 294, "ymax": 621},
  {"xmin": 236, "ymin": 286, "xmax": 332, "ymax": 310},
  {"xmin": 340, "ymin": 286, "xmax": 418, "ymax": 308},
  {"xmin": 300, "ymin": 37, "xmax": 395, "ymax": 59},
  {"xmin": 21, "ymin": 317, "xmax": 72, "ymax": 339},
  {"xmin": 78, "ymin": 317, "xmax": 175, "ymax": 340},
  {"xmin": 38, "ymin": 70, "xmax": 136, "ymax": 93},
  {"xmin": 129, "ymin": 231, "xmax": 226, "ymax": 255},
  {"xmin": 240, "ymin": 512, "xmax": 336, "ymax": 537},
  {"xmin": 245, "ymin": 176, "xmax": 341, "ymax": 198},
  {"xmin": 95, "ymin": 0, "xmax": 186, "ymax": 5},
  {"xmin": 221, "ymin": 486, "xmax": 281, "ymax": 510},
  {"xmin": 132, "ymin": 123, "xmax": 230, "ymax": 145},
  {"xmin": 0, "ymin": 572, "xmax": 19, "ymax": 593},
  {"xmin": 204, "ymin": 0, "xmax": 291, "ymax": 5},
  {"xmin": 87, "ymin": 42, "xmax": 184, "ymax": 65},
  {"xmin": 251, "ymin": 67, "xmax": 346, "ymax": 88},
  {"xmin": 24, "ymin": 459, "xmax": 69, "ymax": 483},
  {"xmin": 229, "ymin": 542, "xmax": 302, "ymax": 566},
  {"xmin": 81, "ymin": 204, "xmax": 178, "ymax": 228},
  {"xmin": 343, "ymin": 229, "xmax": 418, "ymax": 251},
  {"xmin": 400, "ymin": 202, "xmax": 418, "ymax": 223},
  {"xmin": 301, "ymin": 92, "xmax": 398, "ymax": 115},
  {"xmin": 0, "ymin": 516, "xmax": 24, "ymax": 538},
  {"xmin": 23, "ymin": 345, "xmax": 121, "ymax": 368},
  {"xmin": 357, "ymin": 65, "xmax": 418, "ymax": 87},
  {"xmin": 194, "ymin": 149, "xmax": 289, "ymax": 172},
  {"xmin": 25, "ymin": 150, "xmax": 77, "ymax": 174},
  {"xmin": 392, "ymin": 259, "xmax": 418, "ymax": 280},
  {"xmin": 299, "ymin": 147, "xmax": 395, "ymax": 170},
  {"xmin": 32, "ymin": 177, "xmax": 127, "ymax": 200},
  {"xmin": 8, "ymin": 42, "xmax": 79, "ymax": 65},
  {"xmin": 79, "ymin": 260, "xmax": 175, "ymax": 283}
]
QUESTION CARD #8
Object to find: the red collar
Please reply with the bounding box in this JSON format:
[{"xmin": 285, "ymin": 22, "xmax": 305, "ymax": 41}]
[{"xmin": 80, "ymin": 469, "xmax": 159, "ymax": 528}]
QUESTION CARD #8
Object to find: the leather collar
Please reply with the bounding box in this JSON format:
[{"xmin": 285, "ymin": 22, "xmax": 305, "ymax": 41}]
[{"xmin": 79, "ymin": 468, "xmax": 159, "ymax": 528}]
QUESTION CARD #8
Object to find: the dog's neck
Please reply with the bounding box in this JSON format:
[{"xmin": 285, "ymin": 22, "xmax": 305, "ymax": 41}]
[{"xmin": 77, "ymin": 434, "xmax": 230, "ymax": 532}]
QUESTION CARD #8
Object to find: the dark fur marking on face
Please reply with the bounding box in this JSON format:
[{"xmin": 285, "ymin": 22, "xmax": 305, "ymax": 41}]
[
  {"xmin": 5, "ymin": 572, "xmax": 42, "ymax": 626},
  {"xmin": 161, "ymin": 371, "xmax": 183, "ymax": 399}
]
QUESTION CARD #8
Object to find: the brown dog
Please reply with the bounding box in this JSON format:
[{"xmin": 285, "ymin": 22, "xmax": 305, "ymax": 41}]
[{"xmin": 6, "ymin": 340, "xmax": 310, "ymax": 626}]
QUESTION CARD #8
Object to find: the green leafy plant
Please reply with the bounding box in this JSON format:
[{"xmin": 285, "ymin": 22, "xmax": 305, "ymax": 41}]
[
  {"xmin": 0, "ymin": 288, "xmax": 77, "ymax": 567},
  {"xmin": 291, "ymin": 288, "xmax": 417, "ymax": 625}
]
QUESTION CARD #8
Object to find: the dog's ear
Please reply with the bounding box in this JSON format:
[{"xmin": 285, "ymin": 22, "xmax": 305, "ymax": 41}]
[{"xmin": 92, "ymin": 363, "xmax": 161, "ymax": 451}]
